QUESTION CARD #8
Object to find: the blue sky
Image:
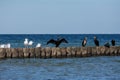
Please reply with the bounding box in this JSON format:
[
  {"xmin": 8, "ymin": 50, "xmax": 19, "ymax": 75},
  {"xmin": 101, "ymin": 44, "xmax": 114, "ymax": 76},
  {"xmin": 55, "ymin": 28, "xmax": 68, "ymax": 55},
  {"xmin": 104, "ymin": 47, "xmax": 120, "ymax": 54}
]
[{"xmin": 0, "ymin": 0, "xmax": 120, "ymax": 34}]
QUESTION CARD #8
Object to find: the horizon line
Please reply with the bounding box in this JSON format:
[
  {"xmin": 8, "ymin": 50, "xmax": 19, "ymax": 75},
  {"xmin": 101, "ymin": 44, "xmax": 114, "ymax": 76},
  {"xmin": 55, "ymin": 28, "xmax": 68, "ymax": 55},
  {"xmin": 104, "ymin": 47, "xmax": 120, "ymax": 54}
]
[{"xmin": 0, "ymin": 33, "xmax": 120, "ymax": 35}]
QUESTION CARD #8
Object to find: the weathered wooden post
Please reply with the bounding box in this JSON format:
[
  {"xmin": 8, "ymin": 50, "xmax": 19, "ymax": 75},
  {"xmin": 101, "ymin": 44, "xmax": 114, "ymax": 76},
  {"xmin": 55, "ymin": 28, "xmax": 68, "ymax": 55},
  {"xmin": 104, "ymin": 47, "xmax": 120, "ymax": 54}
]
[
  {"xmin": 41, "ymin": 48, "xmax": 46, "ymax": 58},
  {"xmin": 51, "ymin": 47, "xmax": 57, "ymax": 58},
  {"xmin": 45, "ymin": 47, "xmax": 52, "ymax": 58},
  {"xmin": 100, "ymin": 46, "xmax": 106, "ymax": 56},
  {"xmin": 56, "ymin": 47, "xmax": 62, "ymax": 58},
  {"xmin": 11, "ymin": 48, "xmax": 19, "ymax": 58},
  {"xmin": 117, "ymin": 46, "xmax": 120, "ymax": 56},
  {"xmin": 23, "ymin": 48, "xmax": 30, "ymax": 58},
  {"xmin": 76, "ymin": 47, "xmax": 82, "ymax": 57},
  {"xmin": 109, "ymin": 47, "xmax": 116, "ymax": 56},
  {"xmin": 29, "ymin": 48, "xmax": 35, "ymax": 58},
  {"xmin": 66, "ymin": 47, "xmax": 72, "ymax": 57},
  {"xmin": 96, "ymin": 47, "xmax": 101, "ymax": 56},
  {"xmin": 114, "ymin": 47, "xmax": 119, "ymax": 56},
  {"xmin": 0, "ymin": 48, "xmax": 6, "ymax": 59},
  {"xmin": 6, "ymin": 48, "xmax": 12, "ymax": 58},
  {"xmin": 71, "ymin": 47, "xmax": 76, "ymax": 57},
  {"xmin": 0, "ymin": 46, "xmax": 120, "ymax": 59},
  {"xmin": 18, "ymin": 48, "xmax": 24, "ymax": 58},
  {"xmin": 81, "ymin": 47, "xmax": 88, "ymax": 57},
  {"xmin": 61, "ymin": 47, "xmax": 67, "ymax": 58},
  {"xmin": 105, "ymin": 47, "xmax": 110, "ymax": 56},
  {"xmin": 35, "ymin": 48, "xmax": 41, "ymax": 58},
  {"xmin": 87, "ymin": 47, "xmax": 92, "ymax": 57},
  {"xmin": 92, "ymin": 47, "xmax": 97, "ymax": 56}
]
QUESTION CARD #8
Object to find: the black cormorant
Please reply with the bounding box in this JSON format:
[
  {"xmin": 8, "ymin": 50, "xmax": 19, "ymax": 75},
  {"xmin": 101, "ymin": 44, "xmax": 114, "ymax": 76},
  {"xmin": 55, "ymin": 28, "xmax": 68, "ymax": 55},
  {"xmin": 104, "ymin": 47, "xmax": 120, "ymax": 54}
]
[
  {"xmin": 47, "ymin": 38, "xmax": 68, "ymax": 47},
  {"xmin": 104, "ymin": 42, "xmax": 110, "ymax": 48},
  {"xmin": 82, "ymin": 37, "xmax": 87, "ymax": 47},
  {"xmin": 94, "ymin": 36, "xmax": 99, "ymax": 46},
  {"xmin": 111, "ymin": 39, "xmax": 115, "ymax": 46}
]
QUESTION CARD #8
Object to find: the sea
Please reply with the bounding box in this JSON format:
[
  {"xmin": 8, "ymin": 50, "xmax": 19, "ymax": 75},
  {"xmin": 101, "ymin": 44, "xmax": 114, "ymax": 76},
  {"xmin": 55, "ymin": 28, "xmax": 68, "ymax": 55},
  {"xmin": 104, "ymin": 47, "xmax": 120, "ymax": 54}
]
[{"xmin": 0, "ymin": 34, "xmax": 120, "ymax": 80}]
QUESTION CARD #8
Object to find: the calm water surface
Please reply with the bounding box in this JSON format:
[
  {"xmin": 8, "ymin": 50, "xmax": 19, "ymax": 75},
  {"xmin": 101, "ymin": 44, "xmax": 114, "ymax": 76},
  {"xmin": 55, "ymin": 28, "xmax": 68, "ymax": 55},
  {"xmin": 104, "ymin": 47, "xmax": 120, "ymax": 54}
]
[
  {"xmin": 0, "ymin": 57, "xmax": 120, "ymax": 80},
  {"xmin": 0, "ymin": 34, "xmax": 120, "ymax": 48}
]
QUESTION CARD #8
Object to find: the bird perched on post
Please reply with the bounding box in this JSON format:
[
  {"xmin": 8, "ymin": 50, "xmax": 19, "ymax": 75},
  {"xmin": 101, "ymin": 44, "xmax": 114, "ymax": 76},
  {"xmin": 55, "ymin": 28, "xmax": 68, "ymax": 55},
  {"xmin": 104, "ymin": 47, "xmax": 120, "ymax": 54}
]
[
  {"xmin": 24, "ymin": 38, "xmax": 29, "ymax": 48},
  {"xmin": 5, "ymin": 43, "xmax": 11, "ymax": 48},
  {"xmin": 28, "ymin": 41, "xmax": 34, "ymax": 48},
  {"xmin": 0, "ymin": 44, "xmax": 5, "ymax": 48},
  {"xmin": 82, "ymin": 37, "xmax": 87, "ymax": 47},
  {"xmin": 111, "ymin": 39, "xmax": 115, "ymax": 46},
  {"xmin": 104, "ymin": 42, "xmax": 110, "ymax": 48},
  {"xmin": 47, "ymin": 38, "xmax": 68, "ymax": 47},
  {"xmin": 36, "ymin": 43, "xmax": 41, "ymax": 48},
  {"xmin": 0, "ymin": 43, "xmax": 11, "ymax": 48},
  {"xmin": 94, "ymin": 36, "xmax": 99, "ymax": 46}
]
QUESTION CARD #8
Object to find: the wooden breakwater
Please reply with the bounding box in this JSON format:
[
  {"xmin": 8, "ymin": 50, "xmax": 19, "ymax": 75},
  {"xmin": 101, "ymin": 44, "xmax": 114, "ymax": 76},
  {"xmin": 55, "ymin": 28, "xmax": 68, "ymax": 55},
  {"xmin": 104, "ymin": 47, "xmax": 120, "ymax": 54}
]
[{"xmin": 0, "ymin": 46, "xmax": 120, "ymax": 59}]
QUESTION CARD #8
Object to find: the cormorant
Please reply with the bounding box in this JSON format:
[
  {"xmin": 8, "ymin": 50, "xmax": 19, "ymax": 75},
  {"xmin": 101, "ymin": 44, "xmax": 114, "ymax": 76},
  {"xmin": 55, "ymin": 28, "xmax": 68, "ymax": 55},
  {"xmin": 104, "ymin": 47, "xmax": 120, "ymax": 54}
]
[
  {"xmin": 94, "ymin": 36, "xmax": 99, "ymax": 46},
  {"xmin": 47, "ymin": 38, "xmax": 68, "ymax": 47},
  {"xmin": 82, "ymin": 37, "xmax": 87, "ymax": 47},
  {"xmin": 104, "ymin": 42, "xmax": 110, "ymax": 48},
  {"xmin": 111, "ymin": 39, "xmax": 115, "ymax": 46}
]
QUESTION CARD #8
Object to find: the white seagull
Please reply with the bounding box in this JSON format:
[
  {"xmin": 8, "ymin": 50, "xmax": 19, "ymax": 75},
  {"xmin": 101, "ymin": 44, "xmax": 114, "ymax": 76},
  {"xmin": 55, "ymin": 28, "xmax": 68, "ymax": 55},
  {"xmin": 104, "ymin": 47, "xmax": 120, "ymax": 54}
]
[
  {"xmin": 5, "ymin": 43, "xmax": 11, "ymax": 48},
  {"xmin": 24, "ymin": 38, "xmax": 29, "ymax": 48},
  {"xmin": 28, "ymin": 41, "xmax": 34, "ymax": 48},
  {"xmin": 0, "ymin": 43, "xmax": 11, "ymax": 48},
  {"xmin": 36, "ymin": 43, "xmax": 41, "ymax": 48},
  {"xmin": 0, "ymin": 44, "xmax": 5, "ymax": 48}
]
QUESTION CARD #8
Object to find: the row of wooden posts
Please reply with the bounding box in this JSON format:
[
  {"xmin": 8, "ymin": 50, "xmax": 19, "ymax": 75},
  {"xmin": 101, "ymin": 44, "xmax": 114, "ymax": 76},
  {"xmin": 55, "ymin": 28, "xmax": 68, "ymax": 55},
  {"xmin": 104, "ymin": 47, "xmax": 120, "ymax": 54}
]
[{"xmin": 0, "ymin": 46, "xmax": 120, "ymax": 59}]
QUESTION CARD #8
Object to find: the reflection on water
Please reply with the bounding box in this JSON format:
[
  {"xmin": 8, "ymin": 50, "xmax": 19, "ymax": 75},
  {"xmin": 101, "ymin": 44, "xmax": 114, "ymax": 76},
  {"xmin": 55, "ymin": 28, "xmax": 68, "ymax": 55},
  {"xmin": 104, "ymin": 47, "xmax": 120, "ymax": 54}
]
[{"xmin": 0, "ymin": 57, "xmax": 120, "ymax": 80}]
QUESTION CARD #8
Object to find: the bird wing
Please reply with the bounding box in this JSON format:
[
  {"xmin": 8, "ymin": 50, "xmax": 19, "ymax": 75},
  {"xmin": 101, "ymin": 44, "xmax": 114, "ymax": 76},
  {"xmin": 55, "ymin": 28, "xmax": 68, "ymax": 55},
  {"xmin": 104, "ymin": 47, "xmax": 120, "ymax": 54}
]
[
  {"xmin": 61, "ymin": 38, "xmax": 68, "ymax": 43},
  {"xmin": 47, "ymin": 39, "xmax": 56, "ymax": 45}
]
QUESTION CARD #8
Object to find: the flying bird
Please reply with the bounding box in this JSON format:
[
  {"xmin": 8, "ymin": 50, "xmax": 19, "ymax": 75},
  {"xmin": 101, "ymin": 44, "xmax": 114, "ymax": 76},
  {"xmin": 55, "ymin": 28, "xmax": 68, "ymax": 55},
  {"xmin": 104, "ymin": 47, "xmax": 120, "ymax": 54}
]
[{"xmin": 47, "ymin": 38, "xmax": 68, "ymax": 47}]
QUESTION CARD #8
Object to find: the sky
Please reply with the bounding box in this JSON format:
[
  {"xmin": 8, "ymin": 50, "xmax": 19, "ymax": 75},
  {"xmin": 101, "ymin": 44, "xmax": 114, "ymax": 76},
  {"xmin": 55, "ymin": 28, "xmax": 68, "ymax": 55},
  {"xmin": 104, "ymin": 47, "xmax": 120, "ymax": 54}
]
[{"xmin": 0, "ymin": 0, "xmax": 120, "ymax": 34}]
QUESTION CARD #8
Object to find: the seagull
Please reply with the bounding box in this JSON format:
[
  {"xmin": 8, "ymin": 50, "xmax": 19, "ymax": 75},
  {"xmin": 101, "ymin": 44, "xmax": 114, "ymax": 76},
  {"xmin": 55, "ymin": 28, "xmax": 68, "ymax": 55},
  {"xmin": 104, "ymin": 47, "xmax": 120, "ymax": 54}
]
[
  {"xmin": 28, "ymin": 41, "xmax": 34, "ymax": 48},
  {"xmin": 36, "ymin": 43, "xmax": 41, "ymax": 48},
  {"xmin": 0, "ymin": 43, "xmax": 11, "ymax": 48},
  {"xmin": 5, "ymin": 43, "xmax": 11, "ymax": 48},
  {"xmin": 24, "ymin": 38, "xmax": 29, "ymax": 48},
  {"xmin": 0, "ymin": 44, "xmax": 5, "ymax": 48}
]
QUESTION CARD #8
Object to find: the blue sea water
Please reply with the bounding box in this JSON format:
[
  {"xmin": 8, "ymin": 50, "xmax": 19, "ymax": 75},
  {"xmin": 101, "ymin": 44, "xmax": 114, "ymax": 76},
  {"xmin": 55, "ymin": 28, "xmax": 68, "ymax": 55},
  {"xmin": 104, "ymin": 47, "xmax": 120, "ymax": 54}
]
[
  {"xmin": 0, "ymin": 34, "xmax": 120, "ymax": 80},
  {"xmin": 0, "ymin": 34, "xmax": 120, "ymax": 48}
]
